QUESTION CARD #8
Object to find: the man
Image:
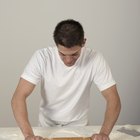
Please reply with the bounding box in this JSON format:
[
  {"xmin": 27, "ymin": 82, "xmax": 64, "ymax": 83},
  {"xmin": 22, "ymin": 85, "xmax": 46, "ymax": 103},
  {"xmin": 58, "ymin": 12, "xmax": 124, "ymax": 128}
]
[{"xmin": 11, "ymin": 19, "xmax": 121, "ymax": 140}]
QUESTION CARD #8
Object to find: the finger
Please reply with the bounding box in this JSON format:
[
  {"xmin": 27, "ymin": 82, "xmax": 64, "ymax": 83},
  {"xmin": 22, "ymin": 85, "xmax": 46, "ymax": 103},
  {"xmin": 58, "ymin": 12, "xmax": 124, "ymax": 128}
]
[
  {"xmin": 91, "ymin": 135, "xmax": 96, "ymax": 140},
  {"xmin": 92, "ymin": 135, "xmax": 97, "ymax": 140}
]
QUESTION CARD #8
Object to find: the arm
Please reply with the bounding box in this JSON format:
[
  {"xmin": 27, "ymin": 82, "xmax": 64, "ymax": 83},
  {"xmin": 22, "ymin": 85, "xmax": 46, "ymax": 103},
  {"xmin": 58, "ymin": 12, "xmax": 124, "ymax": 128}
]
[
  {"xmin": 92, "ymin": 85, "xmax": 121, "ymax": 140},
  {"xmin": 11, "ymin": 78, "xmax": 44, "ymax": 140}
]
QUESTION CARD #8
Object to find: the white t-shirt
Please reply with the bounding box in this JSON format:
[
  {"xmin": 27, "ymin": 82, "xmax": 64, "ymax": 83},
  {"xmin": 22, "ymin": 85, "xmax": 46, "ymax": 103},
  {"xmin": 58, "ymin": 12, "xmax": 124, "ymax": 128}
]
[{"xmin": 21, "ymin": 46, "xmax": 116, "ymax": 126}]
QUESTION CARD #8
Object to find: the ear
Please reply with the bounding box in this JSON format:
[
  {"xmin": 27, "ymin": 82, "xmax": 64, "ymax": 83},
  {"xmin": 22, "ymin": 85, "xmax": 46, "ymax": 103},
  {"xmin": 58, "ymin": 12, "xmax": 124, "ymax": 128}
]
[{"xmin": 82, "ymin": 38, "xmax": 87, "ymax": 47}]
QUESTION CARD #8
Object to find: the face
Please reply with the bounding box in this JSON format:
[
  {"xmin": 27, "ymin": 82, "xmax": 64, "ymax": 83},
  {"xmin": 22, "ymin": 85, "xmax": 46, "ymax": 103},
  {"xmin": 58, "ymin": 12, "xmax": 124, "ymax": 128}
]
[{"xmin": 57, "ymin": 45, "xmax": 83, "ymax": 67}]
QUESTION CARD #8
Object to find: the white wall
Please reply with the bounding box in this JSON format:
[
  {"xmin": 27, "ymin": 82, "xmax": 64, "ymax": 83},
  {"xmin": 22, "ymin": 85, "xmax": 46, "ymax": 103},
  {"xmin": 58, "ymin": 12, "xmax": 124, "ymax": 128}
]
[{"xmin": 0, "ymin": 0, "xmax": 140, "ymax": 126}]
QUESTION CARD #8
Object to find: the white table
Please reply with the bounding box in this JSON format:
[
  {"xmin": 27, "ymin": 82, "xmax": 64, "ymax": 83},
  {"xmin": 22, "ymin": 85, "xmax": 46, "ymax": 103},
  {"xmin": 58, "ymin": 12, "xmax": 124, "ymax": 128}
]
[{"xmin": 0, "ymin": 125, "xmax": 140, "ymax": 140}]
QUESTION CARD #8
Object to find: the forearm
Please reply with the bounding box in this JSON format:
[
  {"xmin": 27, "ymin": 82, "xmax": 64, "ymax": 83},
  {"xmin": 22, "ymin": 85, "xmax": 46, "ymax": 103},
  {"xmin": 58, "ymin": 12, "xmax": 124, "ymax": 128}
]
[
  {"xmin": 100, "ymin": 98, "xmax": 121, "ymax": 136},
  {"xmin": 11, "ymin": 97, "xmax": 34, "ymax": 138}
]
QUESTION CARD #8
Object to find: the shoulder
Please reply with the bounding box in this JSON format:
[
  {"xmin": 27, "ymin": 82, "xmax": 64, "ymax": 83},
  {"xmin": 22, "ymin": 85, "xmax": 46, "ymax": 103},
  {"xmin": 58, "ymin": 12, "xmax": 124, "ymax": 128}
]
[
  {"xmin": 33, "ymin": 46, "xmax": 56, "ymax": 59},
  {"xmin": 84, "ymin": 47, "xmax": 104, "ymax": 62},
  {"xmin": 35, "ymin": 46, "xmax": 55, "ymax": 55}
]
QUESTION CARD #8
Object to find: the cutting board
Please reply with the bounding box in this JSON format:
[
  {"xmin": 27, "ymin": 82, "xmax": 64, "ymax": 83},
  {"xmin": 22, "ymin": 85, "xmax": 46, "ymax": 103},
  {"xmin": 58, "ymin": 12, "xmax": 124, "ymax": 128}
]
[{"xmin": 45, "ymin": 137, "xmax": 91, "ymax": 140}]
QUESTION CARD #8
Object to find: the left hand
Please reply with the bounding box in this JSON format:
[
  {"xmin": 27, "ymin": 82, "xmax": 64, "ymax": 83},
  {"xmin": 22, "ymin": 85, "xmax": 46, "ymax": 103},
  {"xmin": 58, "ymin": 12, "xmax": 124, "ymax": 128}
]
[{"xmin": 91, "ymin": 133, "xmax": 110, "ymax": 140}]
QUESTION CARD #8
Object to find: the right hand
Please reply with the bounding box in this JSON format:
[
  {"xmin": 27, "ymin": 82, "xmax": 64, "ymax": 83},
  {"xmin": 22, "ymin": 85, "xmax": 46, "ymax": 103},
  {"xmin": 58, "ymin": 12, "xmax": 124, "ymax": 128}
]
[{"xmin": 25, "ymin": 135, "xmax": 45, "ymax": 140}]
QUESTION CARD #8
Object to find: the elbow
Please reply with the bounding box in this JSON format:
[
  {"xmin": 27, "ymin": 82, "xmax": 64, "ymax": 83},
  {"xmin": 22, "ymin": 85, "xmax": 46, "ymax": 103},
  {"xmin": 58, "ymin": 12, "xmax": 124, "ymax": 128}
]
[
  {"xmin": 115, "ymin": 96, "xmax": 121, "ymax": 118},
  {"xmin": 118, "ymin": 97, "xmax": 121, "ymax": 114},
  {"xmin": 11, "ymin": 93, "xmax": 23, "ymax": 110},
  {"xmin": 108, "ymin": 95, "xmax": 121, "ymax": 116},
  {"xmin": 11, "ymin": 95, "xmax": 17, "ymax": 111}
]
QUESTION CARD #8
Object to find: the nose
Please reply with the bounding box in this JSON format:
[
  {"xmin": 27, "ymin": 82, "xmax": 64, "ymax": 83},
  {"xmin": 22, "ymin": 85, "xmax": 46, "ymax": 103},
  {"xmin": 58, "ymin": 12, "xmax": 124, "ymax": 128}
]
[{"xmin": 65, "ymin": 56, "xmax": 73, "ymax": 64}]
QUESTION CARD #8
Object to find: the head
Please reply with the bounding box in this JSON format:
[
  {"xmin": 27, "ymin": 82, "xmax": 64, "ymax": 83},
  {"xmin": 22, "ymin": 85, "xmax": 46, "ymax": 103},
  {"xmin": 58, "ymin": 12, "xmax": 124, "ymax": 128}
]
[{"xmin": 53, "ymin": 19, "xmax": 86, "ymax": 66}]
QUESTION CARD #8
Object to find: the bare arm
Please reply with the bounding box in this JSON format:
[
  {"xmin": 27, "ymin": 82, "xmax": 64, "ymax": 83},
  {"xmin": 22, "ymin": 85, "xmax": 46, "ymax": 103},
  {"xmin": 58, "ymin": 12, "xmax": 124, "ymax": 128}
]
[
  {"xmin": 92, "ymin": 85, "xmax": 121, "ymax": 140},
  {"xmin": 11, "ymin": 78, "xmax": 37, "ymax": 139}
]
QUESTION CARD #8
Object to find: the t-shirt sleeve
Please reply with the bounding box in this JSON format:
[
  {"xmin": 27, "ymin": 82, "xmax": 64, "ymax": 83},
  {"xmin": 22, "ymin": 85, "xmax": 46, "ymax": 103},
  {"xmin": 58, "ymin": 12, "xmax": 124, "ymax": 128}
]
[
  {"xmin": 93, "ymin": 52, "xmax": 116, "ymax": 91},
  {"xmin": 21, "ymin": 50, "xmax": 42, "ymax": 85}
]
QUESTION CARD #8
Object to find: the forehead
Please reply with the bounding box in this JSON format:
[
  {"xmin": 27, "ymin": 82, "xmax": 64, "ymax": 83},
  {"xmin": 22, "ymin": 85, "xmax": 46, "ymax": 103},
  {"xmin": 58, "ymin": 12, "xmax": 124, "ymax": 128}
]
[{"xmin": 57, "ymin": 45, "xmax": 81, "ymax": 55}]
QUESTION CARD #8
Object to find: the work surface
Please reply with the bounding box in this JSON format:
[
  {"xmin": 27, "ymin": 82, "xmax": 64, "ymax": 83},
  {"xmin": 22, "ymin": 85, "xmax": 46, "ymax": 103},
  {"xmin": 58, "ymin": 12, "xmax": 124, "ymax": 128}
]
[{"xmin": 0, "ymin": 125, "xmax": 140, "ymax": 140}]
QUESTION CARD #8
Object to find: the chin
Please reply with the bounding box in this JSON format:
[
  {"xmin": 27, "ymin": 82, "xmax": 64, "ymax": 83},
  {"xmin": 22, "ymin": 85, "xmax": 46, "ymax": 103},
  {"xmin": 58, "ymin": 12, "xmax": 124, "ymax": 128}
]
[{"xmin": 65, "ymin": 63, "xmax": 75, "ymax": 67}]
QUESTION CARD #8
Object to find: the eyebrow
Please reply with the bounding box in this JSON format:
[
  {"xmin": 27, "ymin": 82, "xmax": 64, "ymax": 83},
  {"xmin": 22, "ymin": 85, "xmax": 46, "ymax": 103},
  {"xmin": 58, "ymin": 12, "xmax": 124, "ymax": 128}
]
[
  {"xmin": 58, "ymin": 47, "xmax": 81, "ymax": 55},
  {"xmin": 58, "ymin": 50, "xmax": 80, "ymax": 56}
]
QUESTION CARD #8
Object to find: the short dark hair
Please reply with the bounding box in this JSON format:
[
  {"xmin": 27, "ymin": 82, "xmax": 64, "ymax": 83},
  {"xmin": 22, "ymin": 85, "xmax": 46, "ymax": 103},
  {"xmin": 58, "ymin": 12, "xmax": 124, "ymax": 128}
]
[{"xmin": 53, "ymin": 19, "xmax": 84, "ymax": 48}]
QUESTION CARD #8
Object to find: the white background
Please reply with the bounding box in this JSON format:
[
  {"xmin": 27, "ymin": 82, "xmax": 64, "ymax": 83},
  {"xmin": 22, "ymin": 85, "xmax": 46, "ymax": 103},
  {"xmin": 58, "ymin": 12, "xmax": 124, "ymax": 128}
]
[{"xmin": 0, "ymin": 0, "xmax": 140, "ymax": 126}]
